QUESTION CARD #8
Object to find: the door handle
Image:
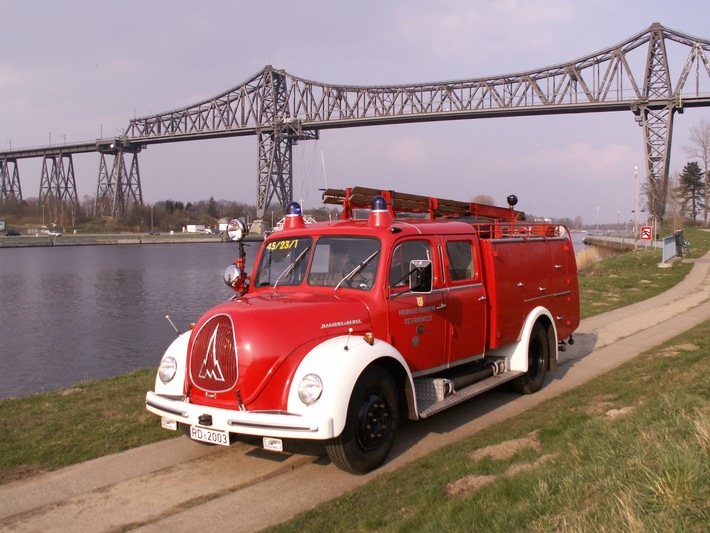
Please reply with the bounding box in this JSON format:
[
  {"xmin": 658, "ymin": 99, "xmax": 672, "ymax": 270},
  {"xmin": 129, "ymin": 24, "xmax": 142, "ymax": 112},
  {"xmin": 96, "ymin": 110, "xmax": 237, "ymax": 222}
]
[
  {"xmin": 436, "ymin": 303, "xmax": 447, "ymax": 310},
  {"xmin": 478, "ymin": 296, "xmax": 487, "ymax": 301}
]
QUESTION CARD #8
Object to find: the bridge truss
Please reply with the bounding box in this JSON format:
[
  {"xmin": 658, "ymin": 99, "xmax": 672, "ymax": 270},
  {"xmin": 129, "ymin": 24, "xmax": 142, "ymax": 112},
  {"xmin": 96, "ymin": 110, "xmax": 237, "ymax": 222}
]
[{"xmin": 2, "ymin": 23, "xmax": 710, "ymax": 222}]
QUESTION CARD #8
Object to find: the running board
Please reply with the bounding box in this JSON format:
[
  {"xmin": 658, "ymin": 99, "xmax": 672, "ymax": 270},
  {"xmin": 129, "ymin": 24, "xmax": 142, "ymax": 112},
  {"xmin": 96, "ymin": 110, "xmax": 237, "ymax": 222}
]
[{"xmin": 415, "ymin": 371, "xmax": 525, "ymax": 419}]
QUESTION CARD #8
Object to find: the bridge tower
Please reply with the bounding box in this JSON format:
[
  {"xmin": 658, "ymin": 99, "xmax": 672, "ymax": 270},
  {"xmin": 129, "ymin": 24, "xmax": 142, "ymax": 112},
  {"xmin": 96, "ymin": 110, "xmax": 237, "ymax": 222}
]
[
  {"xmin": 255, "ymin": 67, "xmax": 318, "ymax": 221},
  {"xmin": 94, "ymin": 142, "xmax": 143, "ymax": 219},
  {"xmin": 637, "ymin": 23, "xmax": 679, "ymax": 224},
  {"xmin": 0, "ymin": 158, "xmax": 22, "ymax": 203},
  {"xmin": 39, "ymin": 153, "xmax": 78, "ymax": 226}
]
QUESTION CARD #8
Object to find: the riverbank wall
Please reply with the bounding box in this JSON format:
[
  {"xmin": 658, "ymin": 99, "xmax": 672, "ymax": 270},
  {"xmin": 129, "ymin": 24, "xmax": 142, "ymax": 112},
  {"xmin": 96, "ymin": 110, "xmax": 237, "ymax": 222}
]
[
  {"xmin": 582, "ymin": 234, "xmax": 660, "ymax": 252},
  {"xmin": 0, "ymin": 234, "xmax": 263, "ymax": 248}
]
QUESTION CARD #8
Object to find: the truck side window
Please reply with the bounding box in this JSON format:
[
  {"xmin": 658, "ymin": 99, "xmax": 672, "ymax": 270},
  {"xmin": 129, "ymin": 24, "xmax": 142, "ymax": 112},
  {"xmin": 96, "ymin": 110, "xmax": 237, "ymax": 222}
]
[
  {"xmin": 390, "ymin": 240, "xmax": 431, "ymax": 287},
  {"xmin": 446, "ymin": 241, "xmax": 474, "ymax": 281}
]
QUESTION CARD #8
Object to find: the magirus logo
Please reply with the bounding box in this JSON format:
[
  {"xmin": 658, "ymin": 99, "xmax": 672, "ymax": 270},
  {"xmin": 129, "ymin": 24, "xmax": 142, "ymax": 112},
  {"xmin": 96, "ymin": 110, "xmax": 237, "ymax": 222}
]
[{"xmin": 190, "ymin": 314, "xmax": 238, "ymax": 392}]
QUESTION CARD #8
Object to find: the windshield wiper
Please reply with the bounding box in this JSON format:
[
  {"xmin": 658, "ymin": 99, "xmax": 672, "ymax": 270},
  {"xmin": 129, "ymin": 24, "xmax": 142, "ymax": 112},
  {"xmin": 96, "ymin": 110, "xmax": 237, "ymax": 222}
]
[
  {"xmin": 335, "ymin": 250, "xmax": 379, "ymax": 291},
  {"xmin": 273, "ymin": 246, "xmax": 310, "ymax": 290}
]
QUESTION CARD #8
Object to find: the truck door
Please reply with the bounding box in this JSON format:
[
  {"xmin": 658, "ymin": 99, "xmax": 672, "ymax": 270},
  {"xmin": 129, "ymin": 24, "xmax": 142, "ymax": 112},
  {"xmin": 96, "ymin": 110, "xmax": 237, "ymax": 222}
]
[
  {"xmin": 441, "ymin": 237, "xmax": 487, "ymax": 365},
  {"xmin": 386, "ymin": 239, "xmax": 447, "ymax": 375}
]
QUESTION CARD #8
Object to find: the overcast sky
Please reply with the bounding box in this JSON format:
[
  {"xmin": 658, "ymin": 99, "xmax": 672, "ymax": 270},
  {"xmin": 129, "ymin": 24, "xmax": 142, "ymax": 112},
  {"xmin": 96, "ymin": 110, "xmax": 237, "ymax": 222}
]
[{"xmin": 2, "ymin": 0, "xmax": 710, "ymax": 224}]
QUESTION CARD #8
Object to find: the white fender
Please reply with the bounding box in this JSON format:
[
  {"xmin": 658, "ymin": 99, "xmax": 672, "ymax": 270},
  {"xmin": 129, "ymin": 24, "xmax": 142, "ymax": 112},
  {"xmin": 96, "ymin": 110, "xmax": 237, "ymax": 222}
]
[
  {"xmin": 488, "ymin": 306, "xmax": 558, "ymax": 372},
  {"xmin": 153, "ymin": 331, "xmax": 191, "ymax": 396},
  {"xmin": 286, "ymin": 335, "xmax": 412, "ymax": 439}
]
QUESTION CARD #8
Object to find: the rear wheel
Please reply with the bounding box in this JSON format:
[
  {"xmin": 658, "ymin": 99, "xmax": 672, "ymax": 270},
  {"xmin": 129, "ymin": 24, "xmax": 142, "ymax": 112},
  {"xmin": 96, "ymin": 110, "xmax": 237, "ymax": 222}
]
[
  {"xmin": 510, "ymin": 321, "xmax": 550, "ymax": 394},
  {"xmin": 326, "ymin": 365, "xmax": 399, "ymax": 474}
]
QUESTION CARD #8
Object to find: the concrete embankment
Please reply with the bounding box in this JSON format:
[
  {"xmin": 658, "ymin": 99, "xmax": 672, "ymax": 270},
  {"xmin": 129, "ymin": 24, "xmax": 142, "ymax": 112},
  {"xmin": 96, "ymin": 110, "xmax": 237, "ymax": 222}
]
[
  {"xmin": 582, "ymin": 233, "xmax": 660, "ymax": 252},
  {"xmin": 0, "ymin": 234, "xmax": 263, "ymax": 248}
]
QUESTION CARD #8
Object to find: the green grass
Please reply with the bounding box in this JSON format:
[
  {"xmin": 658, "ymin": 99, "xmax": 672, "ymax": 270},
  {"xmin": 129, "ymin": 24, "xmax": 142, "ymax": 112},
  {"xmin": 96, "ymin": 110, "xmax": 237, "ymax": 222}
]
[
  {"xmin": 577, "ymin": 226, "xmax": 710, "ymax": 318},
  {"xmin": 266, "ymin": 321, "xmax": 710, "ymax": 532},
  {"xmin": 0, "ymin": 369, "xmax": 177, "ymax": 483}
]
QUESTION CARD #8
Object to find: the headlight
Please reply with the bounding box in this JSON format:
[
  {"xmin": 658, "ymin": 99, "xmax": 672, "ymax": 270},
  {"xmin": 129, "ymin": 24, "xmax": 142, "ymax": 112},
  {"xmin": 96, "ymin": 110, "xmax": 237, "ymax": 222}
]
[
  {"xmin": 298, "ymin": 373, "xmax": 323, "ymax": 405},
  {"xmin": 158, "ymin": 356, "xmax": 178, "ymax": 384}
]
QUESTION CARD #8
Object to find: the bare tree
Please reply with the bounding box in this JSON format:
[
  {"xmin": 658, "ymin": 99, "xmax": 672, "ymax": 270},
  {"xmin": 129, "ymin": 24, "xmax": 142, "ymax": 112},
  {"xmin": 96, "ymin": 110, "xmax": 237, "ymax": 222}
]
[
  {"xmin": 666, "ymin": 172, "xmax": 684, "ymax": 231},
  {"xmin": 472, "ymin": 195, "xmax": 496, "ymax": 205},
  {"xmin": 685, "ymin": 118, "xmax": 710, "ymax": 227}
]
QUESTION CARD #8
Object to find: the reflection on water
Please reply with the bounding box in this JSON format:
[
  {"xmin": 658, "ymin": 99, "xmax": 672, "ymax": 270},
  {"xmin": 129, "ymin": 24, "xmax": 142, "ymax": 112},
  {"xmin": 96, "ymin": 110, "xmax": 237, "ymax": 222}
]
[{"xmin": 0, "ymin": 242, "xmax": 257, "ymax": 399}]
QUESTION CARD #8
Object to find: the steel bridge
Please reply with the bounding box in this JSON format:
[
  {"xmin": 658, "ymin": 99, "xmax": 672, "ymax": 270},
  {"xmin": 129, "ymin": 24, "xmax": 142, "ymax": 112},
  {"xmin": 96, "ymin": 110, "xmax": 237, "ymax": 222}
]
[{"xmin": 2, "ymin": 22, "xmax": 710, "ymax": 225}]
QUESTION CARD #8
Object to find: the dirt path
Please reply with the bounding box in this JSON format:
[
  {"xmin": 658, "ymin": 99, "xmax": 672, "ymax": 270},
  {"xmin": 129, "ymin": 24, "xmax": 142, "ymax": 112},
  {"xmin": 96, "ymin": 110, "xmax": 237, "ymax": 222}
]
[{"xmin": 2, "ymin": 254, "xmax": 709, "ymax": 533}]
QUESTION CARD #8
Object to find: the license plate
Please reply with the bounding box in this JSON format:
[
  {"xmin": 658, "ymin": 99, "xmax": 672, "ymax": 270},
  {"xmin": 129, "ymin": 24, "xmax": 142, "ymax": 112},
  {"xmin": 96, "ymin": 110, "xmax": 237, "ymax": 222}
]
[{"xmin": 190, "ymin": 426, "xmax": 230, "ymax": 446}]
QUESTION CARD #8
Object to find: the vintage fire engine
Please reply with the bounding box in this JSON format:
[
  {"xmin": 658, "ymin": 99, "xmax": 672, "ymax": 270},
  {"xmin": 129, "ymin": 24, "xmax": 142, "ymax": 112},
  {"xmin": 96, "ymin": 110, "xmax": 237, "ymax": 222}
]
[{"xmin": 146, "ymin": 187, "xmax": 580, "ymax": 474}]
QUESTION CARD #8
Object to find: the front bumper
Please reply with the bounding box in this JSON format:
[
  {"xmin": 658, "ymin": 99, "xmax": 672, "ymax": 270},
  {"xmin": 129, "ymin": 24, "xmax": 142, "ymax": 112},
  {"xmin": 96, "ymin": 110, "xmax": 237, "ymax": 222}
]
[{"xmin": 145, "ymin": 392, "xmax": 335, "ymax": 440}]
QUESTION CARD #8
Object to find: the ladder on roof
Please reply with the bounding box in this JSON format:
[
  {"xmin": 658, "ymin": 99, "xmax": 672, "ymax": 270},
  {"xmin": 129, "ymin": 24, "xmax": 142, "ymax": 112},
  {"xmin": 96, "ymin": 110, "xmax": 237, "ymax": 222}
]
[{"xmin": 321, "ymin": 186, "xmax": 525, "ymax": 221}]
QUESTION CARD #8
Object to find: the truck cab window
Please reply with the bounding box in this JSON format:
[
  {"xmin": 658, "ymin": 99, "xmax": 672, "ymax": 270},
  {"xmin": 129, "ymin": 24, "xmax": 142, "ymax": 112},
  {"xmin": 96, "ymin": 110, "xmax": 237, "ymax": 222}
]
[
  {"xmin": 307, "ymin": 237, "xmax": 380, "ymax": 290},
  {"xmin": 254, "ymin": 237, "xmax": 313, "ymax": 287},
  {"xmin": 446, "ymin": 241, "xmax": 474, "ymax": 281},
  {"xmin": 389, "ymin": 240, "xmax": 432, "ymax": 287}
]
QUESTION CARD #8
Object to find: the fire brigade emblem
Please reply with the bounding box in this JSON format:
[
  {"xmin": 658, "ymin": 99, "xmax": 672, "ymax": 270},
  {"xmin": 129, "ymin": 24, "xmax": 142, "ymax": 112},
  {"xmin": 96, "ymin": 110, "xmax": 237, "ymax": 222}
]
[
  {"xmin": 190, "ymin": 314, "xmax": 238, "ymax": 392},
  {"xmin": 198, "ymin": 326, "xmax": 226, "ymax": 382},
  {"xmin": 416, "ymin": 297, "xmax": 424, "ymax": 307}
]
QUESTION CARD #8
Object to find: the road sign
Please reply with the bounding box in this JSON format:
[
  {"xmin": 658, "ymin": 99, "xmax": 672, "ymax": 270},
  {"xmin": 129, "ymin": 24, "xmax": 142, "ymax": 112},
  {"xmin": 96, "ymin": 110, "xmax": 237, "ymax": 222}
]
[{"xmin": 641, "ymin": 226, "xmax": 652, "ymax": 240}]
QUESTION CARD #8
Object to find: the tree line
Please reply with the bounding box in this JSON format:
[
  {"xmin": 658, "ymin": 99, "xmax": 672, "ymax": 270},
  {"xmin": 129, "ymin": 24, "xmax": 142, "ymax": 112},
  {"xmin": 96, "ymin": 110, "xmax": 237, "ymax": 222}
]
[{"xmin": 0, "ymin": 194, "xmax": 339, "ymax": 234}]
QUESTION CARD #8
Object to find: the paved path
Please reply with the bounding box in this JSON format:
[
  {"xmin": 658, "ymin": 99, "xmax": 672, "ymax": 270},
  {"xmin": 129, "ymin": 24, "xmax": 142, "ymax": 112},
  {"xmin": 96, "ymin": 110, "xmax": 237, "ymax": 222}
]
[{"xmin": 1, "ymin": 253, "xmax": 709, "ymax": 532}]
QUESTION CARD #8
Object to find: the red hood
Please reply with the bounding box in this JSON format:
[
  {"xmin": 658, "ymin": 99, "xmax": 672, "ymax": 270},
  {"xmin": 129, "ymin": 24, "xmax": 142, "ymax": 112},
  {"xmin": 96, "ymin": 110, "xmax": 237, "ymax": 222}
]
[{"xmin": 186, "ymin": 291, "xmax": 370, "ymax": 407}]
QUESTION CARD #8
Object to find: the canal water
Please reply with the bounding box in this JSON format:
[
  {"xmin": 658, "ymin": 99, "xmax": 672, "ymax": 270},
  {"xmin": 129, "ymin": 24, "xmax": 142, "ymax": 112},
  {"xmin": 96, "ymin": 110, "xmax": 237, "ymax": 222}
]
[
  {"xmin": 0, "ymin": 241, "xmax": 258, "ymax": 399},
  {"xmin": 0, "ymin": 232, "xmax": 588, "ymax": 400}
]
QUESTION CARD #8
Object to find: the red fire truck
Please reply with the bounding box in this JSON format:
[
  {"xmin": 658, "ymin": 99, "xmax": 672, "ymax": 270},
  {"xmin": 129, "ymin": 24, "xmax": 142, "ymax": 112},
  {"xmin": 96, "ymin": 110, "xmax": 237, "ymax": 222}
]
[{"xmin": 146, "ymin": 187, "xmax": 579, "ymax": 474}]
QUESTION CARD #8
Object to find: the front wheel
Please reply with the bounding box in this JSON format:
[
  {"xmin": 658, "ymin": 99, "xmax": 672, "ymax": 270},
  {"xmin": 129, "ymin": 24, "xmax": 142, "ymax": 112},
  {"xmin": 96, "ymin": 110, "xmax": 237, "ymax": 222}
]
[
  {"xmin": 510, "ymin": 321, "xmax": 550, "ymax": 394},
  {"xmin": 326, "ymin": 365, "xmax": 399, "ymax": 474}
]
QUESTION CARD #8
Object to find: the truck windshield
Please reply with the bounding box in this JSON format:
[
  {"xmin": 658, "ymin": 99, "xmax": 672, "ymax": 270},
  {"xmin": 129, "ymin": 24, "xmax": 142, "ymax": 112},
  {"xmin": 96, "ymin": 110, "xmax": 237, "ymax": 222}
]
[
  {"xmin": 254, "ymin": 237, "xmax": 313, "ymax": 287},
  {"xmin": 307, "ymin": 237, "xmax": 380, "ymax": 291}
]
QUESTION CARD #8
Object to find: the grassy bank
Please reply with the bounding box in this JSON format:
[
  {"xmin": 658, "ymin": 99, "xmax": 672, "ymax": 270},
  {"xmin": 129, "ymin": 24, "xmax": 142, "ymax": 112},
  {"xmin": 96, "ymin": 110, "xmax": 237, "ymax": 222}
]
[
  {"xmin": 0, "ymin": 369, "xmax": 171, "ymax": 484},
  {"xmin": 576, "ymin": 226, "xmax": 710, "ymax": 318},
  {"xmin": 268, "ymin": 320, "xmax": 710, "ymax": 532},
  {"xmin": 0, "ymin": 227, "xmax": 708, "ymax": 492}
]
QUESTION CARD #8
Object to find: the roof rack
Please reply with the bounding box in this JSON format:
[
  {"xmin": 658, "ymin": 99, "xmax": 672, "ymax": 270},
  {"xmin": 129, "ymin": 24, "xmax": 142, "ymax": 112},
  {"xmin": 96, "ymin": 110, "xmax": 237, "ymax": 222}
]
[{"xmin": 321, "ymin": 186, "xmax": 525, "ymax": 222}]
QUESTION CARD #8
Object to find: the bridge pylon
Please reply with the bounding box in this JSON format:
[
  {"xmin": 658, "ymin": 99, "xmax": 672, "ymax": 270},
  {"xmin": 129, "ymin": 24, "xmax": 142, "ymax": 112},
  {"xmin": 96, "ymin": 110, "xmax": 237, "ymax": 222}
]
[
  {"xmin": 636, "ymin": 23, "xmax": 676, "ymax": 225},
  {"xmin": 1, "ymin": 158, "xmax": 22, "ymax": 203},
  {"xmin": 94, "ymin": 141, "xmax": 143, "ymax": 219},
  {"xmin": 255, "ymin": 67, "xmax": 318, "ymax": 221},
  {"xmin": 39, "ymin": 153, "xmax": 78, "ymax": 227}
]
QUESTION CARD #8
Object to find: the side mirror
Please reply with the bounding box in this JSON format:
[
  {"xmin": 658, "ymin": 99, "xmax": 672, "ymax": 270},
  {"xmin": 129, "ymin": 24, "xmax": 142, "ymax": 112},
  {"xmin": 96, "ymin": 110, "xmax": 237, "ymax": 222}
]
[
  {"xmin": 409, "ymin": 260, "xmax": 432, "ymax": 293},
  {"xmin": 224, "ymin": 264, "xmax": 242, "ymax": 288}
]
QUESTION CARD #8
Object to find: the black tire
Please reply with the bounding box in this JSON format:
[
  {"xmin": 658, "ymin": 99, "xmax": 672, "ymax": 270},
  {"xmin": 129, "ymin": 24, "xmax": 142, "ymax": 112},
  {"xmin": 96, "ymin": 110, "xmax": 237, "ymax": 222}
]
[
  {"xmin": 510, "ymin": 321, "xmax": 550, "ymax": 394},
  {"xmin": 326, "ymin": 365, "xmax": 399, "ymax": 474}
]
